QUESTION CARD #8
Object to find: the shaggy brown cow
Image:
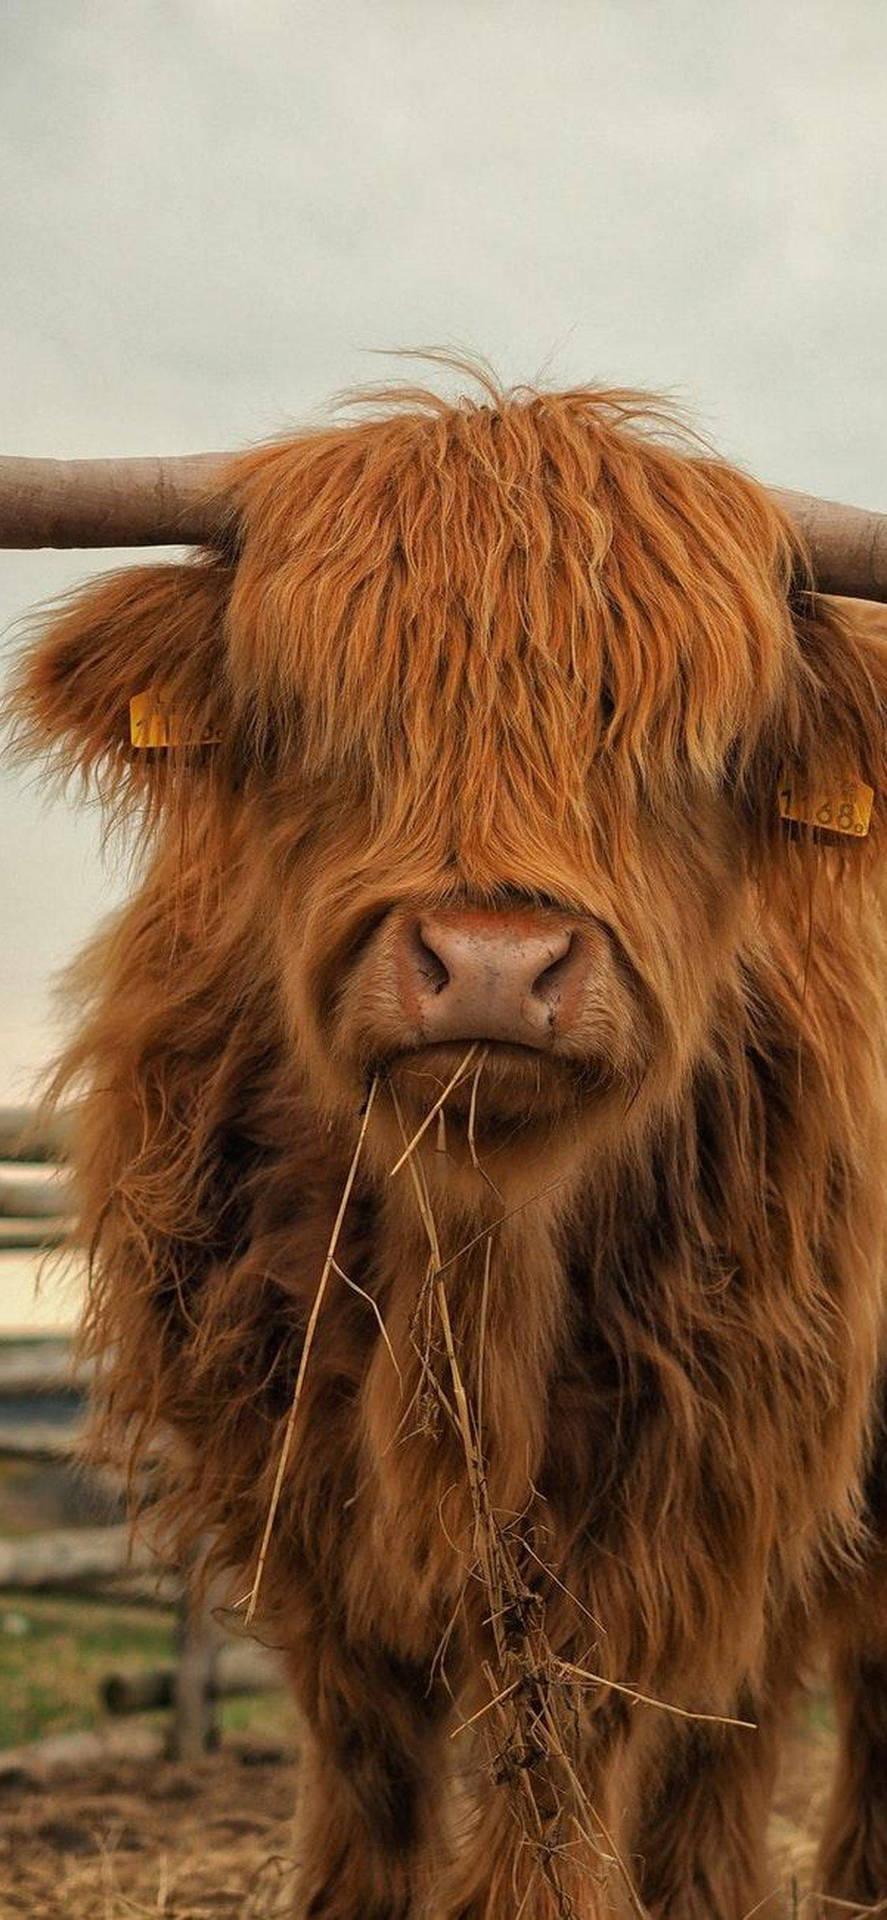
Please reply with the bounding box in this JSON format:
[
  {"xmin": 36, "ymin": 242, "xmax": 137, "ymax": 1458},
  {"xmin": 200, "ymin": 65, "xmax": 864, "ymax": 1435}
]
[{"xmin": 10, "ymin": 379, "xmax": 887, "ymax": 1918}]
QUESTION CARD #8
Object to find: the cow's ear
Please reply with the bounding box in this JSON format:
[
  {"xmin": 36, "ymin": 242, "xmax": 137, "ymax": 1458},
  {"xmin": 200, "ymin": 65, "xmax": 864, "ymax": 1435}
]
[
  {"xmin": 744, "ymin": 594, "xmax": 887, "ymax": 861},
  {"xmin": 8, "ymin": 559, "xmax": 232, "ymax": 806}
]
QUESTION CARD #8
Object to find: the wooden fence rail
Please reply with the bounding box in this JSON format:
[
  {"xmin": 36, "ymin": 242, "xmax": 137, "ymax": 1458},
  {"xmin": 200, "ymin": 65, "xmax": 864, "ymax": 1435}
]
[
  {"xmin": 0, "ymin": 1346, "xmax": 90, "ymax": 1397},
  {"xmin": 0, "ymin": 1107, "xmax": 75, "ymax": 1164},
  {"xmin": 0, "ymin": 1420, "xmax": 85, "ymax": 1459},
  {"xmin": 0, "ymin": 1524, "xmax": 146, "ymax": 1589},
  {"xmin": 102, "ymin": 1640, "xmax": 281, "ymax": 1716},
  {"xmin": 0, "ymin": 1222, "xmax": 67, "ymax": 1251},
  {"xmin": 0, "ymin": 1109, "xmax": 71, "ymax": 1247}
]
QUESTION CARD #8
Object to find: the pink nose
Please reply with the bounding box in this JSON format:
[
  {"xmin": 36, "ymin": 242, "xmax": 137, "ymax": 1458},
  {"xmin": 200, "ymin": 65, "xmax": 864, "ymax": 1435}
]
[{"xmin": 395, "ymin": 909, "xmax": 588, "ymax": 1049}]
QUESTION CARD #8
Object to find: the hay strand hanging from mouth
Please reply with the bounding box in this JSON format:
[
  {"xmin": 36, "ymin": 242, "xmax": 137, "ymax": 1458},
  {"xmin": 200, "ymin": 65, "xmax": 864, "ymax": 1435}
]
[
  {"xmin": 387, "ymin": 1074, "xmax": 755, "ymax": 1918},
  {"xmin": 330, "ymin": 1256, "xmax": 402, "ymax": 1387},
  {"xmin": 467, "ymin": 1050, "xmax": 502, "ymax": 1200},
  {"xmin": 388, "ymin": 1044, "xmax": 481, "ymax": 1177},
  {"xmin": 242, "ymin": 1076, "xmax": 379, "ymax": 1626},
  {"xmin": 388, "ymin": 1084, "xmax": 613, "ymax": 1912}
]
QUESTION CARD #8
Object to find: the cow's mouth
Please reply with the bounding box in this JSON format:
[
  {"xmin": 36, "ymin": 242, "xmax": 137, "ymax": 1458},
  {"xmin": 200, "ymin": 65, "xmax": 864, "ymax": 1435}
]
[{"xmin": 377, "ymin": 1039, "xmax": 622, "ymax": 1144}]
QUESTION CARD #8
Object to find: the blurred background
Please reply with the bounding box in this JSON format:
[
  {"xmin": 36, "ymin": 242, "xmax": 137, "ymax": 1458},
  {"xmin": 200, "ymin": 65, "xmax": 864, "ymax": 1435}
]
[{"xmin": 0, "ymin": 0, "xmax": 883, "ymax": 1906}]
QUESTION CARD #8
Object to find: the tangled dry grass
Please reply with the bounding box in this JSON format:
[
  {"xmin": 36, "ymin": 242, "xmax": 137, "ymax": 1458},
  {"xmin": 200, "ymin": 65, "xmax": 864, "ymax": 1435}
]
[
  {"xmin": 230, "ymin": 1053, "xmax": 633, "ymax": 1913},
  {"xmin": 387, "ymin": 1066, "xmax": 647, "ymax": 1916},
  {"xmin": 0, "ymin": 1709, "xmax": 865, "ymax": 1920},
  {"xmin": 225, "ymin": 1057, "xmax": 804, "ymax": 1919}
]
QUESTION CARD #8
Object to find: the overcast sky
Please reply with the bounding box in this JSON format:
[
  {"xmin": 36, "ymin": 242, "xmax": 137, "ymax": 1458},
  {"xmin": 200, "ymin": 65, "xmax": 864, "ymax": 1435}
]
[{"xmin": 1, "ymin": 0, "xmax": 885, "ymax": 1099}]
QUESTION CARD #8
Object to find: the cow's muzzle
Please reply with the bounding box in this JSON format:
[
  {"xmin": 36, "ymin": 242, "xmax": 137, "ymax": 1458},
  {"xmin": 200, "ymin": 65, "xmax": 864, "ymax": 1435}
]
[{"xmin": 393, "ymin": 907, "xmax": 591, "ymax": 1052}]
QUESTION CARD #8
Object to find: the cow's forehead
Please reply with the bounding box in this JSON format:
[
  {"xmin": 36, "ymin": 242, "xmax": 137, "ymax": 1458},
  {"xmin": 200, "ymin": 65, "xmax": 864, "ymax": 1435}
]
[{"xmin": 225, "ymin": 389, "xmax": 796, "ymax": 791}]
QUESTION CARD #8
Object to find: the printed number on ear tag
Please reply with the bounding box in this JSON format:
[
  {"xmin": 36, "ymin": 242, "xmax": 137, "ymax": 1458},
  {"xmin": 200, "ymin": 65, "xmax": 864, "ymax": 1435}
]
[
  {"xmin": 778, "ymin": 779, "xmax": 873, "ymax": 837},
  {"xmin": 129, "ymin": 692, "xmax": 218, "ymax": 749}
]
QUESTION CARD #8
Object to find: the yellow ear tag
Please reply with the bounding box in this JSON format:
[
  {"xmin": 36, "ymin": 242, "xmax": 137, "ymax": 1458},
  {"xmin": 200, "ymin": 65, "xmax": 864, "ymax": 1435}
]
[
  {"xmin": 129, "ymin": 692, "xmax": 218, "ymax": 750},
  {"xmin": 778, "ymin": 778, "xmax": 873, "ymax": 837}
]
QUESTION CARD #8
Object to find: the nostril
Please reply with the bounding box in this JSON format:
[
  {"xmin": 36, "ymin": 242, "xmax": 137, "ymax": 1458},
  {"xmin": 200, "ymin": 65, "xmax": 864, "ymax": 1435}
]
[
  {"xmin": 413, "ymin": 927, "xmax": 450, "ymax": 995},
  {"xmin": 400, "ymin": 911, "xmax": 587, "ymax": 1046},
  {"xmin": 531, "ymin": 932, "xmax": 576, "ymax": 1004}
]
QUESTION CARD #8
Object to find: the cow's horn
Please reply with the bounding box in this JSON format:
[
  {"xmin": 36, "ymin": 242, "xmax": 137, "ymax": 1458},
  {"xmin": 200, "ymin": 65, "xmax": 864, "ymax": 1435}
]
[
  {"xmin": 0, "ymin": 455, "xmax": 885, "ymax": 604},
  {"xmin": 0, "ymin": 454, "xmax": 231, "ymax": 551},
  {"xmin": 769, "ymin": 488, "xmax": 887, "ymax": 603}
]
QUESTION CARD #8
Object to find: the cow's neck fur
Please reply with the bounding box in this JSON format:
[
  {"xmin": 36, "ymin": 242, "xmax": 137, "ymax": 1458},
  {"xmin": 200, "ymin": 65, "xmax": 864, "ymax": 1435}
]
[
  {"xmin": 357, "ymin": 1183, "xmax": 568, "ymax": 1606},
  {"xmin": 335, "ymin": 978, "xmax": 887, "ymax": 1711}
]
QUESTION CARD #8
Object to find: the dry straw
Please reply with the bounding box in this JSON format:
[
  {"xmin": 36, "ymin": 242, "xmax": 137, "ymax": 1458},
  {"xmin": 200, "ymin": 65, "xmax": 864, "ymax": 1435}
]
[
  {"xmin": 242, "ymin": 1076, "xmax": 378, "ymax": 1626},
  {"xmin": 244, "ymin": 1061, "xmax": 769, "ymax": 1917}
]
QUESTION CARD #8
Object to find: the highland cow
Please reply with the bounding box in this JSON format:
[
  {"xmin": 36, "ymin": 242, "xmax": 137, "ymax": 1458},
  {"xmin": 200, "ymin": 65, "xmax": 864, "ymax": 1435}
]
[{"xmin": 11, "ymin": 379, "xmax": 887, "ymax": 1918}]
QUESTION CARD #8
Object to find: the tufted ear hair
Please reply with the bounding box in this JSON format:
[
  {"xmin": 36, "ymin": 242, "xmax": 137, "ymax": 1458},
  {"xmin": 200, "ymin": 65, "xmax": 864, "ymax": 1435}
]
[
  {"xmin": 742, "ymin": 592, "xmax": 887, "ymax": 865},
  {"xmin": 7, "ymin": 558, "xmax": 233, "ymax": 814}
]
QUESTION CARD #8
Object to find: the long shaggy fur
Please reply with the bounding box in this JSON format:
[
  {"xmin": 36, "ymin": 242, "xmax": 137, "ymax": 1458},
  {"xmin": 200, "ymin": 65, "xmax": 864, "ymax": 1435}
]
[{"xmin": 9, "ymin": 378, "xmax": 887, "ymax": 1917}]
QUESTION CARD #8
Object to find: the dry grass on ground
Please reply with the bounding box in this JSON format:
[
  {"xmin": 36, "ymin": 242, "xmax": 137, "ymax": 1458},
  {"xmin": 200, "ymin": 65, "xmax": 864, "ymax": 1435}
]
[
  {"xmin": 0, "ymin": 1701, "xmax": 842, "ymax": 1920},
  {"xmin": 0, "ymin": 1741, "xmax": 297, "ymax": 1919}
]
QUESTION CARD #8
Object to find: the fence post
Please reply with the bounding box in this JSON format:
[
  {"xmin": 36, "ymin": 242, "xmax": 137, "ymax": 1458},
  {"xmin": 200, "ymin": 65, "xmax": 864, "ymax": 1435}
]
[{"xmin": 170, "ymin": 1570, "xmax": 223, "ymax": 1763}]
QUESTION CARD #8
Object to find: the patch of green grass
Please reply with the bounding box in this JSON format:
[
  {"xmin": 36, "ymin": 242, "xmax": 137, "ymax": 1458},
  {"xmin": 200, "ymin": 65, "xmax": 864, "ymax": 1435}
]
[
  {"xmin": 0, "ymin": 1591, "xmax": 295, "ymax": 1751},
  {"xmin": 0, "ymin": 1590, "xmax": 175, "ymax": 1747},
  {"xmin": 220, "ymin": 1688, "xmax": 294, "ymax": 1740}
]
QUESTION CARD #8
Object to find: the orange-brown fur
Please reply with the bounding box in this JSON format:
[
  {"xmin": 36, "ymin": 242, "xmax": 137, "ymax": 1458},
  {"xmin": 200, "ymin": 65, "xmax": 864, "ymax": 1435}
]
[{"xmin": 9, "ymin": 379, "xmax": 887, "ymax": 1916}]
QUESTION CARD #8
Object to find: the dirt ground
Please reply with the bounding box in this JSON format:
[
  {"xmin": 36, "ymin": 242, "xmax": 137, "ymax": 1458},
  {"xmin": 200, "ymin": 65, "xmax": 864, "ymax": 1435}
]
[
  {"xmin": 0, "ymin": 1740, "xmax": 297, "ymax": 1919},
  {"xmin": 0, "ymin": 1711, "xmax": 842, "ymax": 1920}
]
